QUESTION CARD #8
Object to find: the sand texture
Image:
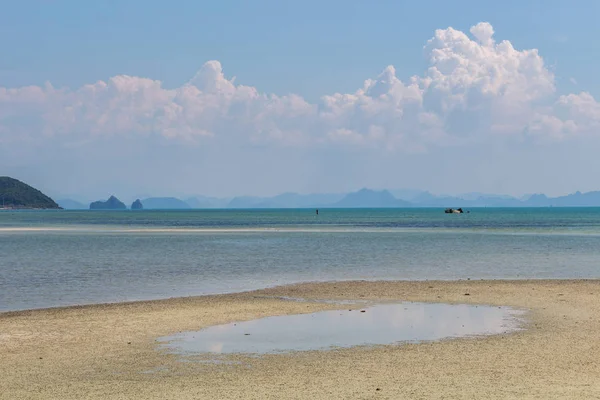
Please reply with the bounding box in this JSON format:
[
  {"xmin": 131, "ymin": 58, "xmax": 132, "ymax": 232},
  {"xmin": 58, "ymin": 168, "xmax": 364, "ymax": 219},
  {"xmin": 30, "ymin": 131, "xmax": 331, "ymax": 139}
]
[{"xmin": 1, "ymin": 279, "xmax": 600, "ymax": 399}]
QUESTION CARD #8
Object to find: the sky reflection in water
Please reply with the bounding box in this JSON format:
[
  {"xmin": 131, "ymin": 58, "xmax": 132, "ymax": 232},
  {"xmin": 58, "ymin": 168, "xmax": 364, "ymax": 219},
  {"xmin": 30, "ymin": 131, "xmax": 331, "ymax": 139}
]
[{"xmin": 159, "ymin": 302, "xmax": 524, "ymax": 355}]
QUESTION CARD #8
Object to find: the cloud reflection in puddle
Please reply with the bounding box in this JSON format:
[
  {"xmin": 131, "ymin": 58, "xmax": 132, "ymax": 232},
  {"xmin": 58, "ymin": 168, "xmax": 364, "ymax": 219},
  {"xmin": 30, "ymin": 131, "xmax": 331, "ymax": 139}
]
[{"xmin": 158, "ymin": 302, "xmax": 525, "ymax": 356}]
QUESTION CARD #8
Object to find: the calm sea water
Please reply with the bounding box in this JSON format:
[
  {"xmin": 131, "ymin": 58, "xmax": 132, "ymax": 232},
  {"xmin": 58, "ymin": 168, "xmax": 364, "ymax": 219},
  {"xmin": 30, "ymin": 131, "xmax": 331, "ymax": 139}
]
[{"xmin": 2, "ymin": 208, "xmax": 600, "ymax": 312}]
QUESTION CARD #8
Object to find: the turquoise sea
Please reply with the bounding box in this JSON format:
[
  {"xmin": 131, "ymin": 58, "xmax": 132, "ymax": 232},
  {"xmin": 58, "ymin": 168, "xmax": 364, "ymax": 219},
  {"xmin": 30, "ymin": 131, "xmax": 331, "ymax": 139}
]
[{"xmin": 2, "ymin": 208, "xmax": 600, "ymax": 312}]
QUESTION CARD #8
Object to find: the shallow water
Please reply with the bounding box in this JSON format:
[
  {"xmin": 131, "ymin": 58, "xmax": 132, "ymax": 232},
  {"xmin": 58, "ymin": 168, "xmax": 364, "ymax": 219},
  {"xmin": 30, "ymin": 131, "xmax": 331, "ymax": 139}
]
[
  {"xmin": 158, "ymin": 302, "xmax": 524, "ymax": 355},
  {"xmin": 4, "ymin": 207, "xmax": 600, "ymax": 231},
  {"xmin": 2, "ymin": 208, "xmax": 600, "ymax": 312}
]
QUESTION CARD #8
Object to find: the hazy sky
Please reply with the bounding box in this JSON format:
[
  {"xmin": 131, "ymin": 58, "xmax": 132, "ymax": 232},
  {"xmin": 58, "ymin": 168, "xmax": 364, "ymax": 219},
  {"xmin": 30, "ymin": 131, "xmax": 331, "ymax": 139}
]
[{"xmin": 2, "ymin": 0, "xmax": 600, "ymax": 201}]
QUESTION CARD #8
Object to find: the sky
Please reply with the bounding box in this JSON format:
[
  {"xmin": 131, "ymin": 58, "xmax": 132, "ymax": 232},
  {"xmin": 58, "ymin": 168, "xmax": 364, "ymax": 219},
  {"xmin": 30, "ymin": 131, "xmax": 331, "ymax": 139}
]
[{"xmin": 2, "ymin": 0, "xmax": 600, "ymax": 201}]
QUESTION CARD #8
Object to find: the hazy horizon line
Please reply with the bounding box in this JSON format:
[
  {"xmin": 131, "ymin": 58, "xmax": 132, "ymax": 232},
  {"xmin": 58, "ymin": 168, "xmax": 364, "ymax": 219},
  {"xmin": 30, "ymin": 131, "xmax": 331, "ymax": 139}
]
[{"xmin": 51, "ymin": 187, "xmax": 600, "ymax": 204}]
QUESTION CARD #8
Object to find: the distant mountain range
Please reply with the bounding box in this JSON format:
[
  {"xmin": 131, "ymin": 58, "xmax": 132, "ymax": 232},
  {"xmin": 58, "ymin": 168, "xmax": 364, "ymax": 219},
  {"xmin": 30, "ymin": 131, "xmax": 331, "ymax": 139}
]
[
  {"xmin": 334, "ymin": 189, "xmax": 411, "ymax": 208},
  {"xmin": 140, "ymin": 197, "xmax": 191, "ymax": 209},
  {"xmin": 55, "ymin": 188, "xmax": 600, "ymax": 209},
  {"xmin": 56, "ymin": 198, "xmax": 87, "ymax": 209}
]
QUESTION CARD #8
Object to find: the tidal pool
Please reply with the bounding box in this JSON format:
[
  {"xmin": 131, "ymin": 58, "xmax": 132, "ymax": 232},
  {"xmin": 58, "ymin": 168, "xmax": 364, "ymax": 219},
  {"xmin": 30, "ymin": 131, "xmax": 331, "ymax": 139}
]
[{"xmin": 158, "ymin": 302, "xmax": 524, "ymax": 355}]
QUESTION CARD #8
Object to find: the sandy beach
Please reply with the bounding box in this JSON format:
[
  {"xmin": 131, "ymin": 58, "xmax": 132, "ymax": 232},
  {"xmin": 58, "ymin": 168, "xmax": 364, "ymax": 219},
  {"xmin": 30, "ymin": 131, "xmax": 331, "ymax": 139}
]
[{"xmin": 1, "ymin": 279, "xmax": 599, "ymax": 399}]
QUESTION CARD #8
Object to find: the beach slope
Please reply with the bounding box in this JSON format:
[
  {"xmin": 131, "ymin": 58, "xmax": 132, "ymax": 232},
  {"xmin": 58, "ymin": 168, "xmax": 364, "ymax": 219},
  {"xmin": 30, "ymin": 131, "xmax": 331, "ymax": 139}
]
[{"xmin": 1, "ymin": 280, "xmax": 599, "ymax": 399}]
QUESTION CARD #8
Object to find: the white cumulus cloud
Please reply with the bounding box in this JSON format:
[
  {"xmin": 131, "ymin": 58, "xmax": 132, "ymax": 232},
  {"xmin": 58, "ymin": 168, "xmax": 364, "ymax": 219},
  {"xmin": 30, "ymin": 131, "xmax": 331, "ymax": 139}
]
[{"xmin": 1, "ymin": 22, "xmax": 599, "ymax": 152}]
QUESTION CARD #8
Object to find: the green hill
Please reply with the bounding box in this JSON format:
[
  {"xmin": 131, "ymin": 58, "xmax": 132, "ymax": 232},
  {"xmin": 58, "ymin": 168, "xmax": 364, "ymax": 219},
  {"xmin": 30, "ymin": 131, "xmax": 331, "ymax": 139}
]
[{"xmin": 0, "ymin": 177, "xmax": 61, "ymax": 209}]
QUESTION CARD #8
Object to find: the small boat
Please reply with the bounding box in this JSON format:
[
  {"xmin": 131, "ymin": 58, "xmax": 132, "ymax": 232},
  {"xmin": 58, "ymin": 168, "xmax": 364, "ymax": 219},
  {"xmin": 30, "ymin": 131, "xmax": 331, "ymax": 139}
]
[{"xmin": 444, "ymin": 208, "xmax": 464, "ymax": 214}]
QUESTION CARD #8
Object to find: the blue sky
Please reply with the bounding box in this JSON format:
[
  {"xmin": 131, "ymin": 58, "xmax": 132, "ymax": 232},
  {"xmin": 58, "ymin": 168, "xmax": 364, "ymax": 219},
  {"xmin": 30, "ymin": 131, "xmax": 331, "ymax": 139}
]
[
  {"xmin": 2, "ymin": 1, "xmax": 597, "ymax": 97},
  {"xmin": 2, "ymin": 1, "xmax": 600, "ymax": 200}
]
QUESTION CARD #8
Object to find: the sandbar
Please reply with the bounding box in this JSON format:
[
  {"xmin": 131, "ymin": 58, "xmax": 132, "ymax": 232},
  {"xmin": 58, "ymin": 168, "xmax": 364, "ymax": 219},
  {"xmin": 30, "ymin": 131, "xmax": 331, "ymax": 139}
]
[{"xmin": 1, "ymin": 279, "xmax": 599, "ymax": 399}]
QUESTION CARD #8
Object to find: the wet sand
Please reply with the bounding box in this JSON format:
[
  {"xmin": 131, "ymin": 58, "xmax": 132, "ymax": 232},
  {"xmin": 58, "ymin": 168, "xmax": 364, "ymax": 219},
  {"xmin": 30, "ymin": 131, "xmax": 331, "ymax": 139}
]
[{"xmin": 1, "ymin": 279, "xmax": 599, "ymax": 399}]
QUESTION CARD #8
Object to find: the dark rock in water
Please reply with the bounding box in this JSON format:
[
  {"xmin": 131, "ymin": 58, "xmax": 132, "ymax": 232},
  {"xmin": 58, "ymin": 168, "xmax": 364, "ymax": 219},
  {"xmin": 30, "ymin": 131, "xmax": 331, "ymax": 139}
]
[
  {"xmin": 131, "ymin": 199, "xmax": 143, "ymax": 210},
  {"xmin": 90, "ymin": 195, "xmax": 127, "ymax": 210},
  {"xmin": 444, "ymin": 207, "xmax": 465, "ymax": 214}
]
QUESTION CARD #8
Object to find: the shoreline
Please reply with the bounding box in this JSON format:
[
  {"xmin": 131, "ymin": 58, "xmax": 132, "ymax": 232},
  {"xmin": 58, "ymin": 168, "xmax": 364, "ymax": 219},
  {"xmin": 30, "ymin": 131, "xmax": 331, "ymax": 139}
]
[
  {"xmin": 2, "ymin": 279, "xmax": 600, "ymax": 399},
  {"xmin": 2, "ymin": 277, "xmax": 598, "ymax": 316}
]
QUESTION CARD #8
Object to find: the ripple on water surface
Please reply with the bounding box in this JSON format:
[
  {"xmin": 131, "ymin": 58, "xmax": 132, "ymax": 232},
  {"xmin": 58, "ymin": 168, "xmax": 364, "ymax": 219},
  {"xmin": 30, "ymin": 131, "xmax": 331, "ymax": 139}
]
[{"xmin": 158, "ymin": 302, "xmax": 525, "ymax": 356}]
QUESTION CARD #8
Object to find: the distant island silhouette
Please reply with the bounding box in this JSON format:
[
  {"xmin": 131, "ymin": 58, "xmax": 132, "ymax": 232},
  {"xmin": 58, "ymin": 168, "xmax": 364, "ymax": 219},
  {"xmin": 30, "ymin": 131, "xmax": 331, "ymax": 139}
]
[
  {"xmin": 131, "ymin": 199, "xmax": 143, "ymax": 210},
  {"xmin": 90, "ymin": 196, "xmax": 127, "ymax": 210},
  {"xmin": 57, "ymin": 188, "xmax": 600, "ymax": 210},
  {"xmin": 7, "ymin": 176, "xmax": 600, "ymax": 210}
]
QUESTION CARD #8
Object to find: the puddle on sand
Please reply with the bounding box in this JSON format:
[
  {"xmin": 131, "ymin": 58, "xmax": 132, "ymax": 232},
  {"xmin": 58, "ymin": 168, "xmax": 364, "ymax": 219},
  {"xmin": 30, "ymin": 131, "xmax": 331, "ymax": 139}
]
[{"xmin": 158, "ymin": 302, "xmax": 525, "ymax": 356}]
